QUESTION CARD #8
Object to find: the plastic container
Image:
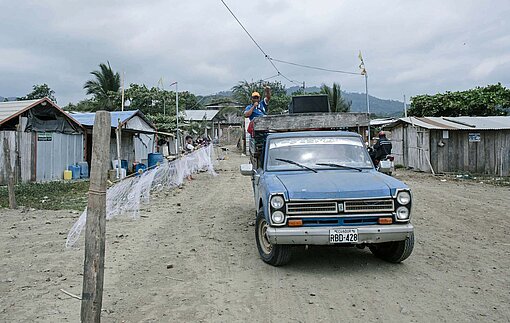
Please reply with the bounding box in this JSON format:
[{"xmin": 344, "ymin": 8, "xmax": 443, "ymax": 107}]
[
  {"xmin": 121, "ymin": 159, "xmax": 128, "ymax": 171},
  {"xmin": 64, "ymin": 170, "xmax": 72, "ymax": 180},
  {"xmin": 68, "ymin": 165, "xmax": 81, "ymax": 180},
  {"xmin": 119, "ymin": 168, "xmax": 126, "ymax": 179},
  {"xmin": 148, "ymin": 153, "xmax": 164, "ymax": 168},
  {"xmin": 135, "ymin": 163, "xmax": 147, "ymax": 174},
  {"xmin": 78, "ymin": 162, "xmax": 89, "ymax": 179}
]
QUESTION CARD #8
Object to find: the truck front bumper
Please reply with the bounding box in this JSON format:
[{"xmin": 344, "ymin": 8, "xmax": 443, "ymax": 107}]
[{"xmin": 266, "ymin": 224, "xmax": 414, "ymax": 245}]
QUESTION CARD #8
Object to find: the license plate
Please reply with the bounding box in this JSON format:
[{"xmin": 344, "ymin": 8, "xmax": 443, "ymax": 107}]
[{"xmin": 329, "ymin": 229, "xmax": 358, "ymax": 243}]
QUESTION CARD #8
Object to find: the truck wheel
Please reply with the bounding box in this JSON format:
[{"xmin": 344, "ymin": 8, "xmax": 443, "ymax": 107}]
[
  {"xmin": 255, "ymin": 209, "xmax": 291, "ymax": 266},
  {"xmin": 369, "ymin": 232, "xmax": 414, "ymax": 263}
]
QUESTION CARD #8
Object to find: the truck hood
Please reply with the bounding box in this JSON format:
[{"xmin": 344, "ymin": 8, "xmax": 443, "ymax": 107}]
[{"xmin": 274, "ymin": 171, "xmax": 403, "ymax": 200}]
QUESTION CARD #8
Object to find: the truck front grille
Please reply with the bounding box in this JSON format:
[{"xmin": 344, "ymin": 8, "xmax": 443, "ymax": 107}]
[
  {"xmin": 344, "ymin": 199, "xmax": 394, "ymax": 213},
  {"xmin": 286, "ymin": 202, "xmax": 338, "ymax": 215}
]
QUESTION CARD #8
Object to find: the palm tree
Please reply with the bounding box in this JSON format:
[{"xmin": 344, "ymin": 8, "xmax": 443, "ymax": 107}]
[
  {"xmin": 231, "ymin": 81, "xmax": 260, "ymax": 106},
  {"xmin": 84, "ymin": 61, "xmax": 120, "ymax": 110},
  {"xmin": 320, "ymin": 83, "xmax": 351, "ymax": 112}
]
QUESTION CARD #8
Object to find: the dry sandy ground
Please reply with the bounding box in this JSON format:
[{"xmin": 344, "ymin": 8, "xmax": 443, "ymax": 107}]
[{"xmin": 1, "ymin": 149, "xmax": 510, "ymax": 322}]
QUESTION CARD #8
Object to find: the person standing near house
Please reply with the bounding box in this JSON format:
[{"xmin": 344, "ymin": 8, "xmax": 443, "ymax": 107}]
[
  {"xmin": 373, "ymin": 131, "xmax": 392, "ymax": 163},
  {"xmin": 185, "ymin": 135, "xmax": 195, "ymax": 153}
]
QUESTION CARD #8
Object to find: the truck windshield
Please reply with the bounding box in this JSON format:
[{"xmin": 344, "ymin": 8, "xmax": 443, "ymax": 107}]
[{"xmin": 266, "ymin": 136, "xmax": 373, "ymax": 171}]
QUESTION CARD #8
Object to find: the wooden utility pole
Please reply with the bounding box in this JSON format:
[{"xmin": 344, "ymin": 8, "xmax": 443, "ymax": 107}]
[
  {"xmin": 81, "ymin": 111, "xmax": 111, "ymax": 323},
  {"xmin": 2, "ymin": 137, "xmax": 17, "ymax": 209}
]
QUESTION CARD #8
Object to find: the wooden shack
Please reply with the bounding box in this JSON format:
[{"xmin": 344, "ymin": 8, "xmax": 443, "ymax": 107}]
[
  {"xmin": 384, "ymin": 116, "xmax": 510, "ymax": 176},
  {"xmin": 71, "ymin": 110, "xmax": 159, "ymax": 172},
  {"xmin": 0, "ymin": 98, "xmax": 86, "ymax": 183}
]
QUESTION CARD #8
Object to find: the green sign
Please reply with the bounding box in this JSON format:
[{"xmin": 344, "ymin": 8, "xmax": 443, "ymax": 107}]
[{"xmin": 37, "ymin": 133, "xmax": 52, "ymax": 141}]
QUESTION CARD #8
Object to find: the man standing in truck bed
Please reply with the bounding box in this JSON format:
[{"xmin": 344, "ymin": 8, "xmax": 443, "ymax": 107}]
[
  {"xmin": 245, "ymin": 86, "xmax": 271, "ymax": 136},
  {"xmin": 245, "ymin": 86, "xmax": 271, "ymax": 119}
]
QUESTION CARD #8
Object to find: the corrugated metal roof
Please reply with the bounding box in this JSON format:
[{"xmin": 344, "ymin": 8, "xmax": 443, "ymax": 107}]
[
  {"xmin": 184, "ymin": 110, "xmax": 219, "ymax": 121},
  {"xmin": 0, "ymin": 99, "xmax": 40, "ymax": 123},
  {"xmin": 0, "ymin": 98, "xmax": 83, "ymax": 129},
  {"xmin": 370, "ymin": 118, "xmax": 397, "ymax": 127},
  {"xmin": 386, "ymin": 116, "xmax": 510, "ymax": 130},
  {"xmin": 70, "ymin": 110, "xmax": 155, "ymax": 130}
]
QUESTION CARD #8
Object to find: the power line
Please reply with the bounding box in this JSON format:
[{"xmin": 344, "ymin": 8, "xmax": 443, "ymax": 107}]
[
  {"xmin": 219, "ymin": 0, "xmax": 302, "ymax": 86},
  {"xmin": 277, "ymin": 73, "xmax": 302, "ymax": 86},
  {"xmin": 270, "ymin": 58, "xmax": 361, "ymax": 75},
  {"xmin": 219, "ymin": 0, "xmax": 279, "ymax": 72},
  {"xmin": 261, "ymin": 73, "xmax": 280, "ymax": 81},
  {"xmin": 219, "ymin": 0, "xmax": 364, "ymax": 85}
]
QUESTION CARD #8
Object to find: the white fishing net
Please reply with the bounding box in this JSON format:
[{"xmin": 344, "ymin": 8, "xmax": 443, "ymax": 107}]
[{"xmin": 65, "ymin": 144, "xmax": 217, "ymax": 248}]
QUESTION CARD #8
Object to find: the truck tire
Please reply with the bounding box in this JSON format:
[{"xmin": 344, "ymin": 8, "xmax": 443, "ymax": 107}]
[
  {"xmin": 255, "ymin": 209, "xmax": 291, "ymax": 266},
  {"xmin": 369, "ymin": 232, "xmax": 414, "ymax": 263}
]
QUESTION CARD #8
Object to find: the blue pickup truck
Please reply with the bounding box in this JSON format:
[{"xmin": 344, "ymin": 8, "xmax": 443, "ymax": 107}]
[{"xmin": 241, "ymin": 129, "xmax": 414, "ymax": 266}]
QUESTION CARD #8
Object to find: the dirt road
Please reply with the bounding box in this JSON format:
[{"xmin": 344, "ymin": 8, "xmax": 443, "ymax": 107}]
[{"xmin": 1, "ymin": 149, "xmax": 509, "ymax": 322}]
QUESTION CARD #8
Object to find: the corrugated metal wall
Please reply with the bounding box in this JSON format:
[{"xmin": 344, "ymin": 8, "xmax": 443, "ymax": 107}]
[
  {"xmin": 430, "ymin": 130, "xmax": 510, "ymax": 176},
  {"xmin": 389, "ymin": 127, "xmax": 404, "ymax": 166},
  {"xmin": 0, "ymin": 128, "xmax": 34, "ymax": 185},
  {"xmin": 0, "ymin": 131, "xmax": 17, "ymax": 185},
  {"xmin": 36, "ymin": 132, "xmax": 84, "ymax": 182},
  {"xmin": 389, "ymin": 124, "xmax": 431, "ymax": 172}
]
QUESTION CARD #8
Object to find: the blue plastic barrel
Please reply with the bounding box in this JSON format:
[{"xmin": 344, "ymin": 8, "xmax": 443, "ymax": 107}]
[
  {"xmin": 68, "ymin": 165, "xmax": 81, "ymax": 180},
  {"xmin": 121, "ymin": 159, "xmax": 128, "ymax": 171},
  {"xmin": 148, "ymin": 153, "xmax": 164, "ymax": 168},
  {"xmin": 135, "ymin": 163, "xmax": 147, "ymax": 174},
  {"xmin": 78, "ymin": 162, "xmax": 89, "ymax": 178}
]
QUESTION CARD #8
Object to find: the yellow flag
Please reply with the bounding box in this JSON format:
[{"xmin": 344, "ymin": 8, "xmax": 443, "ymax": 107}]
[{"xmin": 358, "ymin": 50, "xmax": 366, "ymax": 75}]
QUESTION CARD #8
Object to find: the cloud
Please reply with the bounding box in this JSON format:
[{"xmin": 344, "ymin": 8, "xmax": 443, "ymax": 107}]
[
  {"xmin": 0, "ymin": 0, "xmax": 509, "ymax": 104},
  {"xmin": 470, "ymin": 55, "xmax": 510, "ymax": 79}
]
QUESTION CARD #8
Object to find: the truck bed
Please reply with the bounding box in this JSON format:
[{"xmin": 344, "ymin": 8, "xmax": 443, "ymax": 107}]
[
  {"xmin": 252, "ymin": 112, "xmax": 369, "ymax": 132},
  {"xmin": 249, "ymin": 112, "xmax": 370, "ymax": 166}
]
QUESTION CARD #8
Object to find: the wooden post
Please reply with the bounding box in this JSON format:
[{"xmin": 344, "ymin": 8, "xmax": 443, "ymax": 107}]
[
  {"xmin": 116, "ymin": 119, "xmax": 122, "ymax": 179},
  {"xmin": 16, "ymin": 116, "xmax": 22, "ymax": 184},
  {"xmin": 2, "ymin": 137, "xmax": 17, "ymax": 209},
  {"xmin": 81, "ymin": 111, "xmax": 111, "ymax": 323}
]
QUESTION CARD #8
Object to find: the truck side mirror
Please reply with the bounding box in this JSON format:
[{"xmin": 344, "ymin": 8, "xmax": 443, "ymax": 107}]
[{"xmin": 240, "ymin": 164, "xmax": 254, "ymax": 176}]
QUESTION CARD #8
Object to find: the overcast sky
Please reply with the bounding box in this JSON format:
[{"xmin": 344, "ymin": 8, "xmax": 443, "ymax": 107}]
[{"xmin": 1, "ymin": 0, "xmax": 509, "ymax": 105}]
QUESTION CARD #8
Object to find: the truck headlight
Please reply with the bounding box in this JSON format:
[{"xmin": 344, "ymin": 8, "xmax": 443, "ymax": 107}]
[
  {"xmin": 397, "ymin": 191, "xmax": 411, "ymax": 205},
  {"xmin": 271, "ymin": 211, "xmax": 285, "ymax": 224},
  {"xmin": 396, "ymin": 206, "xmax": 409, "ymax": 220},
  {"xmin": 270, "ymin": 195, "xmax": 285, "ymax": 209}
]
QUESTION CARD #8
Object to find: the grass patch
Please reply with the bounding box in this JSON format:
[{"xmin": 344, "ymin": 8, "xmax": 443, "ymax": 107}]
[{"xmin": 0, "ymin": 180, "xmax": 89, "ymax": 211}]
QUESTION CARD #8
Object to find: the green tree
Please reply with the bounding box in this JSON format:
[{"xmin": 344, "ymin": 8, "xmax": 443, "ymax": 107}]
[
  {"xmin": 231, "ymin": 80, "xmax": 290, "ymax": 115},
  {"xmin": 63, "ymin": 98, "xmax": 97, "ymax": 112},
  {"xmin": 83, "ymin": 62, "xmax": 120, "ymax": 110},
  {"xmin": 320, "ymin": 83, "xmax": 351, "ymax": 112},
  {"xmin": 408, "ymin": 83, "xmax": 510, "ymax": 117},
  {"xmin": 124, "ymin": 84, "xmax": 198, "ymax": 116},
  {"xmin": 231, "ymin": 81, "xmax": 260, "ymax": 106},
  {"xmin": 146, "ymin": 113, "xmax": 183, "ymax": 133},
  {"xmin": 20, "ymin": 84, "xmax": 56, "ymax": 102}
]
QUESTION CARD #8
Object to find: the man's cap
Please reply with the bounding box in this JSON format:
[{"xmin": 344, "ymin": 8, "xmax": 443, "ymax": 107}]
[{"xmin": 251, "ymin": 92, "xmax": 260, "ymax": 97}]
